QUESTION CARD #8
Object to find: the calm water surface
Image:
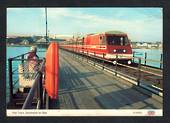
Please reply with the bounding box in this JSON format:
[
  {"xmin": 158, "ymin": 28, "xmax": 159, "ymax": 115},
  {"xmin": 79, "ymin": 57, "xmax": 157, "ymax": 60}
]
[{"xmin": 132, "ymin": 49, "xmax": 163, "ymax": 68}]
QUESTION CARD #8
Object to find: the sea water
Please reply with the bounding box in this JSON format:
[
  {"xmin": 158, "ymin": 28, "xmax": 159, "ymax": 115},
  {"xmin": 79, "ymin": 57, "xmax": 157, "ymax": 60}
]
[{"xmin": 132, "ymin": 49, "xmax": 163, "ymax": 68}]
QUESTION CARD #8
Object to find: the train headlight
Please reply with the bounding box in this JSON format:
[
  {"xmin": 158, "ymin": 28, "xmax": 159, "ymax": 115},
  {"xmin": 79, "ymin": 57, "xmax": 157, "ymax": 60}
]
[
  {"xmin": 113, "ymin": 49, "xmax": 116, "ymax": 52},
  {"xmin": 128, "ymin": 60, "xmax": 131, "ymax": 64},
  {"xmin": 113, "ymin": 61, "xmax": 117, "ymax": 65},
  {"xmin": 123, "ymin": 49, "xmax": 126, "ymax": 53}
]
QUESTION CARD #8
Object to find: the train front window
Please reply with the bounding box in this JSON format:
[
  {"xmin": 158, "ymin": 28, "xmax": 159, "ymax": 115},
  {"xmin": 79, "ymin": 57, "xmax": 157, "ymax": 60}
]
[{"xmin": 107, "ymin": 36, "xmax": 129, "ymax": 45}]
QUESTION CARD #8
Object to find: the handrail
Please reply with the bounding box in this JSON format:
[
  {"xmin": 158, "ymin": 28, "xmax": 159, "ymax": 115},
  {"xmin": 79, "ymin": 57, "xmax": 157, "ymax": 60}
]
[
  {"xmin": 133, "ymin": 51, "xmax": 163, "ymax": 69},
  {"xmin": 133, "ymin": 56, "xmax": 163, "ymax": 63},
  {"xmin": 11, "ymin": 50, "xmax": 46, "ymax": 60},
  {"xmin": 12, "ymin": 58, "xmax": 43, "ymax": 61},
  {"xmin": 22, "ymin": 59, "xmax": 45, "ymax": 109},
  {"xmin": 134, "ymin": 51, "xmax": 162, "ymax": 56},
  {"xmin": 117, "ymin": 63, "xmax": 162, "ymax": 77},
  {"xmin": 22, "ymin": 72, "xmax": 40, "ymax": 109},
  {"xmin": 11, "ymin": 52, "xmax": 30, "ymax": 60}
]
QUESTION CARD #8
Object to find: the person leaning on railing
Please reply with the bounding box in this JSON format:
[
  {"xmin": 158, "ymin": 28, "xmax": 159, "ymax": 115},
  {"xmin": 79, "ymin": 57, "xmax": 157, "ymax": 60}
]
[{"xmin": 26, "ymin": 46, "xmax": 39, "ymax": 78}]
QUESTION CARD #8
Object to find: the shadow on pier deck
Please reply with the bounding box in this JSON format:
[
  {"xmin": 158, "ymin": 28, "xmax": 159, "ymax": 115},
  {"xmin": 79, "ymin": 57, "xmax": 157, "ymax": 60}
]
[{"xmin": 49, "ymin": 49, "xmax": 162, "ymax": 109}]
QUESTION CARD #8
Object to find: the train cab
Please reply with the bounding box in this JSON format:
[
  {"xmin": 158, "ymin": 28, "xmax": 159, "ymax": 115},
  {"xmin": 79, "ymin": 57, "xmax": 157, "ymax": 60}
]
[{"xmin": 104, "ymin": 31, "xmax": 133, "ymax": 64}]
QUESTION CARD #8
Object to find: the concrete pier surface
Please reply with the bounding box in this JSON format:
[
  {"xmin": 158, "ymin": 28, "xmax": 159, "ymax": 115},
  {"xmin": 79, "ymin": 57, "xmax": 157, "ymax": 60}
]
[{"xmin": 50, "ymin": 49, "xmax": 162, "ymax": 109}]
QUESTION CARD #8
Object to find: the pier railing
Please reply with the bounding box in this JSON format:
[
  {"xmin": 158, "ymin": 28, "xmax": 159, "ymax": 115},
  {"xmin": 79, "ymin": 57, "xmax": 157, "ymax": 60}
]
[
  {"xmin": 8, "ymin": 52, "xmax": 46, "ymax": 108},
  {"xmin": 61, "ymin": 48, "xmax": 163, "ymax": 96},
  {"xmin": 132, "ymin": 51, "xmax": 163, "ymax": 69},
  {"xmin": 8, "ymin": 52, "xmax": 30, "ymax": 103},
  {"xmin": 22, "ymin": 59, "xmax": 45, "ymax": 109}
]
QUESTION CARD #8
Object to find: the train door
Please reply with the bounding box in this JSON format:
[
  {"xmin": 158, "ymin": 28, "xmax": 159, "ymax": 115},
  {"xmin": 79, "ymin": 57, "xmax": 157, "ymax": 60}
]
[
  {"xmin": 99, "ymin": 34, "xmax": 106, "ymax": 45},
  {"xmin": 99, "ymin": 35, "xmax": 102, "ymax": 47},
  {"xmin": 99, "ymin": 34, "xmax": 107, "ymax": 55}
]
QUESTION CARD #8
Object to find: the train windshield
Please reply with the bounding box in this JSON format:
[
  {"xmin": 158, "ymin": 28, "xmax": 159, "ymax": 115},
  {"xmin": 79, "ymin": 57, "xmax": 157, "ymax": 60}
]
[{"xmin": 107, "ymin": 35, "xmax": 129, "ymax": 45}]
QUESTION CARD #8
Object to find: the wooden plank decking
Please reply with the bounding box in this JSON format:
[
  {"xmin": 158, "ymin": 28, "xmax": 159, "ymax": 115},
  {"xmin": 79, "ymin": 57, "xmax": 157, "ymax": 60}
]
[{"xmin": 49, "ymin": 49, "xmax": 162, "ymax": 109}]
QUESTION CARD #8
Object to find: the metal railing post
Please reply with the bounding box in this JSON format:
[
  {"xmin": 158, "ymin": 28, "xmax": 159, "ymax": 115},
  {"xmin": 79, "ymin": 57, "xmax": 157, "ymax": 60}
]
[
  {"xmin": 21, "ymin": 54, "xmax": 24, "ymax": 65},
  {"xmin": 160, "ymin": 53, "xmax": 163, "ymax": 69},
  {"xmin": 21, "ymin": 54, "xmax": 25, "ymax": 73},
  {"xmin": 36, "ymin": 76, "xmax": 40, "ymax": 108},
  {"xmin": 8, "ymin": 58, "xmax": 13, "ymax": 102},
  {"xmin": 87, "ymin": 51, "xmax": 88, "ymax": 63},
  {"xmin": 42, "ymin": 88, "xmax": 46, "ymax": 108},
  {"xmin": 132, "ymin": 51, "xmax": 135, "ymax": 63},
  {"xmin": 94, "ymin": 52, "xmax": 96, "ymax": 66},
  {"xmin": 73, "ymin": 50, "xmax": 74, "ymax": 58},
  {"xmin": 144, "ymin": 52, "xmax": 147, "ymax": 65},
  {"xmin": 137, "ymin": 58, "xmax": 141, "ymax": 86},
  {"xmin": 77, "ymin": 50, "xmax": 79, "ymax": 59},
  {"xmin": 39, "ymin": 71, "xmax": 43, "ymax": 109},
  {"xmin": 115, "ymin": 54, "xmax": 118, "ymax": 76},
  {"xmin": 46, "ymin": 93, "xmax": 49, "ymax": 109},
  {"xmin": 102, "ymin": 53, "xmax": 105, "ymax": 70},
  {"xmin": 82, "ymin": 50, "xmax": 84, "ymax": 61}
]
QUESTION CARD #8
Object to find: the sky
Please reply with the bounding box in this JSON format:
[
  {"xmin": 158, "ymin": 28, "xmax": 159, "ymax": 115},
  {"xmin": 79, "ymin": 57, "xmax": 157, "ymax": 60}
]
[{"xmin": 7, "ymin": 7, "xmax": 163, "ymax": 42}]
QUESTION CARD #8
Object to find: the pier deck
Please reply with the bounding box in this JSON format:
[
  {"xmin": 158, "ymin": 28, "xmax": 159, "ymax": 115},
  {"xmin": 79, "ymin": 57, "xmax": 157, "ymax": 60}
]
[{"xmin": 50, "ymin": 49, "xmax": 162, "ymax": 109}]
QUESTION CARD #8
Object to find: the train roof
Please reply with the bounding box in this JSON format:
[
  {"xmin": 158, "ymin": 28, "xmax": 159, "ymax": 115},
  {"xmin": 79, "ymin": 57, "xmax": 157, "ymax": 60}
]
[
  {"xmin": 86, "ymin": 31, "xmax": 127, "ymax": 36},
  {"xmin": 104, "ymin": 31, "xmax": 127, "ymax": 35}
]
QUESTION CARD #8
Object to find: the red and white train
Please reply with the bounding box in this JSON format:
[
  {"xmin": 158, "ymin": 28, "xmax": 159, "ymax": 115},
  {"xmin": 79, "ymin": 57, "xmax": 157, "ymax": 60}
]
[{"xmin": 59, "ymin": 31, "xmax": 133, "ymax": 64}]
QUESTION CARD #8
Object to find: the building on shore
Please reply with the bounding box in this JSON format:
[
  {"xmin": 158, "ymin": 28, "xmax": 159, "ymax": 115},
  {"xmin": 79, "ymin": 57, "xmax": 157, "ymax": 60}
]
[
  {"xmin": 20, "ymin": 40, "xmax": 29, "ymax": 45},
  {"xmin": 131, "ymin": 41, "xmax": 162, "ymax": 49}
]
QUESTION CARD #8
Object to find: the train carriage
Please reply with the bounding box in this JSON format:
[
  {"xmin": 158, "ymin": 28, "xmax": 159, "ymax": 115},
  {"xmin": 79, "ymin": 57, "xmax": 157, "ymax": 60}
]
[{"xmin": 60, "ymin": 31, "xmax": 133, "ymax": 64}]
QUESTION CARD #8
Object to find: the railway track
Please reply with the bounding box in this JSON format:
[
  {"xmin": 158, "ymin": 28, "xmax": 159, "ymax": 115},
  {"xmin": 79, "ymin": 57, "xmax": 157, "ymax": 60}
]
[{"xmin": 60, "ymin": 48, "xmax": 163, "ymax": 96}]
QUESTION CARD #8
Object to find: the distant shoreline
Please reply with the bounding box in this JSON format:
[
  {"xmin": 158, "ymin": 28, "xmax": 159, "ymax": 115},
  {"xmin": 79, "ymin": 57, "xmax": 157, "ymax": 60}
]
[
  {"xmin": 132, "ymin": 47, "xmax": 162, "ymax": 50},
  {"xmin": 7, "ymin": 44, "xmax": 34, "ymax": 47}
]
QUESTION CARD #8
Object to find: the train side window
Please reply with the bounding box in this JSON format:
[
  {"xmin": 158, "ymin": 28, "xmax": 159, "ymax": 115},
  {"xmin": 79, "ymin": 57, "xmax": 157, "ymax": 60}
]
[{"xmin": 124, "ymin": 37, "xmax": 129, "ymax": 45}]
